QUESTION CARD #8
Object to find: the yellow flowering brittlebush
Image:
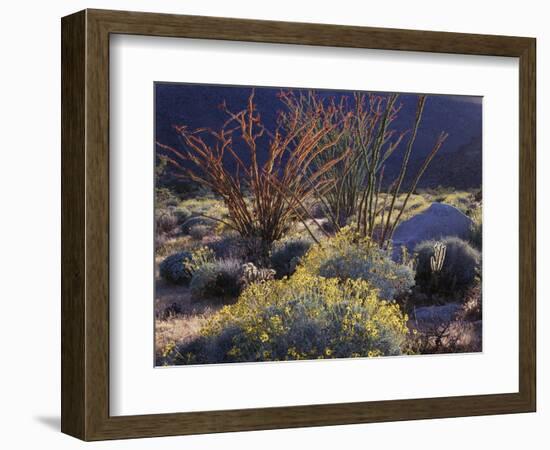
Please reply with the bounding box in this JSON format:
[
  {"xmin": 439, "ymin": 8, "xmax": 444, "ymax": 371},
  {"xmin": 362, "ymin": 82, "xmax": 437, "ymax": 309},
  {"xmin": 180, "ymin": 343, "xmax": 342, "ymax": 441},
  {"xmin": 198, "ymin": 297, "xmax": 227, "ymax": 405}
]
[
  {"xmin": 175, "ymin": 271, "xmax": 410, "ymax": 364},
  {"xmin": 297, "ymin": 227, "xmax": 415, "ymax": 300}
]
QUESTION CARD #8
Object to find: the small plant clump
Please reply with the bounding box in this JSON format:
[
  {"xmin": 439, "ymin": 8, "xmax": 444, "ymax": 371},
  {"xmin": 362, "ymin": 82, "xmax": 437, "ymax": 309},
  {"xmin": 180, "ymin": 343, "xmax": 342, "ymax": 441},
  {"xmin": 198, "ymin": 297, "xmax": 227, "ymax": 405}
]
[
  {"xmin": 155, "ymin": 208, "xmax": 179, "ymax": 235},
  {"xmin": 159, "ymin": 247, "xmax": 215, "ymax": 285}
]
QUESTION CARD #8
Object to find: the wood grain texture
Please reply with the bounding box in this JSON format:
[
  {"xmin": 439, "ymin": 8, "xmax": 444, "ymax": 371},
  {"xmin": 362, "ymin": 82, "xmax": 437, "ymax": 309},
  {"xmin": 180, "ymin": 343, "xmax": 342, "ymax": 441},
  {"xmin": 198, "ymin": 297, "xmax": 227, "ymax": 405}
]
[
  {"xmin": 518, "ymin": 38, "xmax": 536, "ymax": 410},
  {"xmin": 61, "ymin": 9, "xmax": 537, "ymax": 441},
  {"xmin": 61, "ymin": 10, "xmax": 86, "ymax": 439}
]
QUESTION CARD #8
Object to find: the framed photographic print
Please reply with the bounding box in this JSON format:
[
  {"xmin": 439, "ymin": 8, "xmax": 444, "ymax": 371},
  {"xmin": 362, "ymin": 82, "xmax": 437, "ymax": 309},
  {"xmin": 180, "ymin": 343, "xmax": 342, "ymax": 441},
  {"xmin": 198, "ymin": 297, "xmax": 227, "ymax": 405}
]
[{"xmin": 61, "ymin": 9, "xmax": 536, "ymax": 441}]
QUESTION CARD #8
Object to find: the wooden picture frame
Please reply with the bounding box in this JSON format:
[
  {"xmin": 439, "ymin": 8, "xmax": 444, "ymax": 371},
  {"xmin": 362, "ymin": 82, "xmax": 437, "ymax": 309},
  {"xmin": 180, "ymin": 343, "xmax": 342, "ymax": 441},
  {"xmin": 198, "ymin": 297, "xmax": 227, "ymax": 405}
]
[{"xmin": 61, "ymin": 9, "xmax": 536, "ymax": 441}]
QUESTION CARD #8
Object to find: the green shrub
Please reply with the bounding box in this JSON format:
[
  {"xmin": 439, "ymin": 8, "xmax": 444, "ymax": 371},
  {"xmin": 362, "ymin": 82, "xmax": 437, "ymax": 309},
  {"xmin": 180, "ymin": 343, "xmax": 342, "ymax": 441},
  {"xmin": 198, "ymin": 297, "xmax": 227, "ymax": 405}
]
[
  {"xmin": 415, "ymin": 237, "xmax": 480, "ymax": 295},
  {"xmin": 270, "ymin": 238, "xmax": 312, "ymax": 278},
  {"xmin": 159, "ymin": 251, "xmax": 193, "ymax": 284},
  {"xmin": 180, "ymin": 216, "xmax": 215, "ymax": 234},
  {"xmin": 183, "ymin": 247, "xmax": 215, "ymax": 274},
  {"xmin": 189, "ymin": 224, "xmax": 210, "ymax": 240},
  {"xmin": 207, "ymin": 234, "xmax": 247, "ymax": 259},
  {"xmin": 299, "ymin": 228, "xmax": 415, "ymax": 300},
  {"xmin": 174, "ymin": 273, "xmax": 410, "ymax": 364},
  {"xmin": 190, "ymin": 258, "xmax": 243, "ymax": 301},
  {"xmin": 159, "ymin": 247, "xmax": 215, "ymax": 285}
]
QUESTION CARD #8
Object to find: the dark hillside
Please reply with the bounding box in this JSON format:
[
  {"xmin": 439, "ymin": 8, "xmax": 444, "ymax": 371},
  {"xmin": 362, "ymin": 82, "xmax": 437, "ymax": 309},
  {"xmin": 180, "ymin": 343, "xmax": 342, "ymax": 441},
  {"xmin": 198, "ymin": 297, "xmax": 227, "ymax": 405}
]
[{"xmin": 155, "ymin": 83, "xmax": 482, "ymax": 192}]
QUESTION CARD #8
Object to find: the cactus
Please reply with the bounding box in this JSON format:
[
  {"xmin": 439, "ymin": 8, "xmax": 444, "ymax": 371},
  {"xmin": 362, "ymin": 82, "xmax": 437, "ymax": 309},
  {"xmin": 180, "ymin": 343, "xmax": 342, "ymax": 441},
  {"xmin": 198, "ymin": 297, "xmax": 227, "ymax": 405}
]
[
  {"xmin": 430, "ymin": 242, "xmax": 447, "ymax": 273},
  {"xmin": 240, "ymin": 263, "xmax": 276, "ymax": 288}
]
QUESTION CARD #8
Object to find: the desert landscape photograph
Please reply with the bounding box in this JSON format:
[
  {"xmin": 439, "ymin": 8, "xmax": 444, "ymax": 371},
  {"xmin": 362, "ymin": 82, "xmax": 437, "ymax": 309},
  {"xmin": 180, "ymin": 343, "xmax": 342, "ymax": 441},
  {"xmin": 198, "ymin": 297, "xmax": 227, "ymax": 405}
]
[{"xmin": 154, "ymin": 83, "xmax": 482, "ymax": 366}]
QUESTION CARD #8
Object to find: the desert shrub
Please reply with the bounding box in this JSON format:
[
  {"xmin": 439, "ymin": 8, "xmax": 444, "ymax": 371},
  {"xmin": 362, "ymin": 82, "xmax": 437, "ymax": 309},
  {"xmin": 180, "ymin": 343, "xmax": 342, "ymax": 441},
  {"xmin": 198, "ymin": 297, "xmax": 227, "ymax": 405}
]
[
  {"xmin": 190, "ymin": 258, "xmax": 243, "ymax": 300},
  {"xmin": 159, "ymin": 251, "xmax": 193, "ymax": 284},
  {"xmin": 180, "ymin": 216, "xmax": 215, "ymax": 234},
  {"xmin": 189, "ymin": 224, "xmax": 210, "ymax": 240},
  {"xmin": 155, "ymin": 236, "xmax": 192, "ymax": 259},
  {"xmin": 206, "ymin": 234, "xmax": 269, "ymax": 264},
  {"xmin": 183, "ymin": 247, "xmax": 215, "ymax": 274},
  {"xmin": 415, "ymin": 237, "xmax": 480, "ymax": 295},
  {"xmin": 159, "ymin": 247, "xmax": 215, "ymax": 285},
  {"xmin": 156, "ymin": 187, "xmax": 179, "ymax": 208},
  {"xmin": 270, "ymin": 238, "xmax": 313, "ymax": 278},
  {"xmin": 175, "ymin": 273, "xmax": 410, "ymax": 364},
  {"xmin": 173, "ymin": 206, "xmax": 192, "ymax": 225},
  {"xmin": 207, "ymin": 234, "xmax": 246, "ymax": 259},
  {"xmin": 155, "ymin": 209, "xmax": 178, "ymax": 234},
  {"xmin": 299, "ymin": 228, "xmax": 415, "ymax": 300}
]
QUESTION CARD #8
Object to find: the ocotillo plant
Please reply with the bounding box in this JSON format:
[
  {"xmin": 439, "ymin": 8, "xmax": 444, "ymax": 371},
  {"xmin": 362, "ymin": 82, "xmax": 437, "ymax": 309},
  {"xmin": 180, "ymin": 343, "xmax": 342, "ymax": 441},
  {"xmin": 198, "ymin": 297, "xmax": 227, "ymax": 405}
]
[
  {"xmin": 278, "ymin": 91, "xmax": 404, "ymax": 230},
  {"xmin": 279, "ymin": 91, "xmax": 448, "ymax": 248},
  {"xmin": 156, "ymin": 90, "xmax": 350, "ymax": 251}
]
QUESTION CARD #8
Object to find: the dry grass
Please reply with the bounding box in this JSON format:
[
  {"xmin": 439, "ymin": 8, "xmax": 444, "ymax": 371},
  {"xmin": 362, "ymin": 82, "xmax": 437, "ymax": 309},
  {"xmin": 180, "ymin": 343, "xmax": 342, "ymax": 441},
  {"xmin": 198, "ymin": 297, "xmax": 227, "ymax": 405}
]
[
  {"xmin": 376, "ymin": 193, "xmax": 431, "ymax": 225},
  {"xmin": 408, "ymin": 317, "xmax": 482, "ymax": 354},
  {"xmin": 290, "ymin": 194, "xmax": 430, "ymax": 240},
  {"xmin": 178, "ymin": 197, "xmax": 227, "ymax": 218},
  {"xmin": 418, "ymin": 188, "xmax": 479, "ymax": 215},
  {"xmin": 154, "ymin": 268, "xmax": 222, "ymax": 360},
  {"xmin": 155, "ymin": 316, "xmax": 205, "ymax": 357},
  {"xmin": 156, "ymin": 235, "xmax": 193, "ymax": 259}
]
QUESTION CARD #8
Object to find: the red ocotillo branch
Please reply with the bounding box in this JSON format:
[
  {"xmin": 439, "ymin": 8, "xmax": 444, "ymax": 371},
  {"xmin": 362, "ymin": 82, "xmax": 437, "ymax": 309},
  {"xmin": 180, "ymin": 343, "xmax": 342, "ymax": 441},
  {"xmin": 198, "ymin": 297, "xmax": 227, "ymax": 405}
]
[{"xmin": 156, "ymin": 90, "xmax": 351, "ymax": 247}]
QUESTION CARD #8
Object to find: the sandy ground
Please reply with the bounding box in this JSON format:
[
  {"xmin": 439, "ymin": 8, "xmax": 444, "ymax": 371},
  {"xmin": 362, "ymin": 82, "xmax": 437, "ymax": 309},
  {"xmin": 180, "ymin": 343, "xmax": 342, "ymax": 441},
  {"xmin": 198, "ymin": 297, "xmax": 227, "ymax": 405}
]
[{"xmin": 154, "ymin": 264, "xmax": 222, "ymax": 359}]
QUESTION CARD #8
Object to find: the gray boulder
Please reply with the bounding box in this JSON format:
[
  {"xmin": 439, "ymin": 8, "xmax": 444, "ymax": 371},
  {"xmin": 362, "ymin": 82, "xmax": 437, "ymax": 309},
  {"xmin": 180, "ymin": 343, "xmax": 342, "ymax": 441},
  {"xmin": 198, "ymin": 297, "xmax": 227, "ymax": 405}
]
[{"xmin": 392, "ymin": 202, "xmax": 472, "ymax": 257}]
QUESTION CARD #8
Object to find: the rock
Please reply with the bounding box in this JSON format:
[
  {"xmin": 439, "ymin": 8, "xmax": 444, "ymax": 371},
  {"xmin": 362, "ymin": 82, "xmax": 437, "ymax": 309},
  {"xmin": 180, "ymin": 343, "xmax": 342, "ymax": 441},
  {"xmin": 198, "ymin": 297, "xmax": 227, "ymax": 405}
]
[
  {"xmin": 410, "ymin": 303, "xmax": 462, "ymax": 331},
  {"xmin": 392, "ymin": 202, "xmax": 472, "ymax": 256}
]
